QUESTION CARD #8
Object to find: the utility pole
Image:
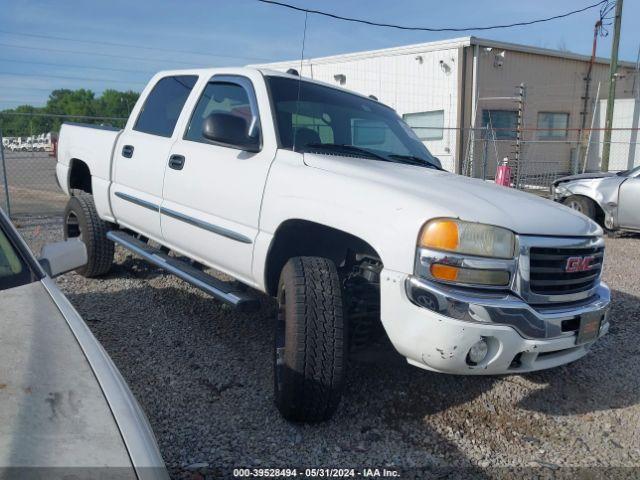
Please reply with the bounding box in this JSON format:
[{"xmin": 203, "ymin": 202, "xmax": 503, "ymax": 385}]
[
  {"xmin": 601, "ymin": 0, "xmax": 623, "ymax": 171},
  {"xmin": 578, "ymin": 19, "xmax": 602, "ymax": 168}
]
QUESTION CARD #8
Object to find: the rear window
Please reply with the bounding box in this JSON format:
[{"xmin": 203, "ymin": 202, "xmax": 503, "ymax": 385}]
[
  {"xmin": 0, "ymin": 229, "xmax": 33, "ymax": 291},
  {"xmin": 134, "ymin": 75, "xmax": 198, "ymax": 137}
]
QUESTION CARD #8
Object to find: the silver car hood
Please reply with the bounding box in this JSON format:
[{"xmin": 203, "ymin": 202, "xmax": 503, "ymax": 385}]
[
  {"xmin": 0, "ymin": 281, "xmax": 135, "ymax": 471},
  {"xmin": 554, "ymin": 171, "xmax": 619, "ymax": 184}
]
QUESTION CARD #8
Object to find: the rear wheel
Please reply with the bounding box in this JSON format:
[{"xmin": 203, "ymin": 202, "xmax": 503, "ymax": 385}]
[
  {"xmin": 274, "ymin": 256, "xmax": 346, "ymax": 422},
  {"xmin": 63, "ymin": 194, "xmax": 114, "ymax": 277},
  {"xmin": 564, "ymin": 195, "xmax": 596, "ymax": 220}
]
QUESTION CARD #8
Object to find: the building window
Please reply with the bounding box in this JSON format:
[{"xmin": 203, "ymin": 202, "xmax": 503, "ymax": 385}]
[
  {"xmin": 537, "ymin": 112, "xmax": 569, "ymax": 139},
  {"xmin": 403, "ymin": 110, "xmax": 444, "ymax": 141},
  {"xmin": 482, "ymin": 110, "xmax": 517, "ymax": 139}
]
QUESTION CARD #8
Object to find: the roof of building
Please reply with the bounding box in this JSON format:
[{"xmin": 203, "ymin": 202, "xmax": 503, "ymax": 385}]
[{"xmin": 253, "ymin": 36, "xmax": 637, "ymax": 69}]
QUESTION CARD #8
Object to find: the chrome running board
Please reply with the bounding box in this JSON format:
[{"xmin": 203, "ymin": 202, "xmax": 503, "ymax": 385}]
[{"xmin": 107, "ymin": 230, "xmax": 260, "ymax": 312}]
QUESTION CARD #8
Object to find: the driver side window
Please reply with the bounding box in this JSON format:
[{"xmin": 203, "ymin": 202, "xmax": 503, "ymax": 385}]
[{"xmin": 184, "ymin": 80, "xmax": 258, "ymax": 144}]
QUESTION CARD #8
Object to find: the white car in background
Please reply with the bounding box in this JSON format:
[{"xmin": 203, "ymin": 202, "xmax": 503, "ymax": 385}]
[{"xmin": 0, "ymin": 209, "xmax": 167, "ymax": 479}]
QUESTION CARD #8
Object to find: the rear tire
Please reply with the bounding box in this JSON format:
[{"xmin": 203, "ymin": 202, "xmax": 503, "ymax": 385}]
[
  {"xmin": 274, "ymin": 256, "xmax": 346, "ymax": 422},
  {"xmin": 63, "ymin": 194, "xmax": 114, "ymax": 277},
  {"xmin": 564, "ymin": 195, "xmax": 596, "ymax": 220}
]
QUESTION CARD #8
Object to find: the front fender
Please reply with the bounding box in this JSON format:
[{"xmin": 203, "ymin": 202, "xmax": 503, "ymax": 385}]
[
  {"xmin": 257, "ymin": 151, "xmax": 458, "ymax": 277},
  {"xmin": 554, "ymin": 179, "xmax": 620, "ymax": 228}
]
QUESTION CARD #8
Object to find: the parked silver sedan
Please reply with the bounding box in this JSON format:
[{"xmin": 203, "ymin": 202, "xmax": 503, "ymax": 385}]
[
  {"xmin": 551, "ymin": 166, "xmax": 640, "ymax": 233},
  {"xmin": 0, "ymin": 209, "xmax": 167, "ymax": 479}
]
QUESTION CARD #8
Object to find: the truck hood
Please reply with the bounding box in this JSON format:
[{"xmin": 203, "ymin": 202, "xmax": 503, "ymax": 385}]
[{"xmin": 303, "ymin": 153, "xmax": 602, "ymax": 237}]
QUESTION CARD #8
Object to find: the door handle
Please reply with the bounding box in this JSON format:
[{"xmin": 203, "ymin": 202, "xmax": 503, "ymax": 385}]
[
  {"xmin": 122, "ymin": 145, "xmax": 134, "ymax": 158},
  {"xmin": 168, "ymin": 154, "xmax": 185, "ymax": 170}
]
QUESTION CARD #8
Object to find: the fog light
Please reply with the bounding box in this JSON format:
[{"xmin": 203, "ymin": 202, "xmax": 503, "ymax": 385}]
[
  {"xmin": 430, "ymin": 264, "xmax": 510, "ymax": 286},
  {"xmin": 466, "ymin": 338, "xmax": 489, "ymax": 365}
]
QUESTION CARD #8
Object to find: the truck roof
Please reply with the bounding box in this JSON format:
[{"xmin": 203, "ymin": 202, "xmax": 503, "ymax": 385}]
[{"xmin": 149, "ymin": 66, "xmax": 383, "ymax": 103}]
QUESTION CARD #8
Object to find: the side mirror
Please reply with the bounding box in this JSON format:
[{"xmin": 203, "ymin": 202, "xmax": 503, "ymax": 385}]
[
  {"xmin": 202, "ymin": 113, "xmax": 260, "ymax": 152},
  {"xmin": 39, "ymin": 239, "xmax": 87, "ymax": 277}
]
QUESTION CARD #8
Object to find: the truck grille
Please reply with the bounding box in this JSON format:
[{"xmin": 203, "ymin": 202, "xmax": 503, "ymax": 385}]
[{"xmin": 529, "ymin": 246, "xmax": 604, "ymax": 295}]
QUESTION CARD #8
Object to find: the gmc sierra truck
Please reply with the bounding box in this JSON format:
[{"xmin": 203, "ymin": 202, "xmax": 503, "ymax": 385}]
[{"xmin": 56, "ymin": 68, "xmax": 610, "ymax": 422}]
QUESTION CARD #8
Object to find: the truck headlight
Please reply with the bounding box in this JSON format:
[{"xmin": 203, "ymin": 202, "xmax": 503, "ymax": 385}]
[{"xmin": 419, "ymin": 219, "xmax": 515, "ymax": 259}]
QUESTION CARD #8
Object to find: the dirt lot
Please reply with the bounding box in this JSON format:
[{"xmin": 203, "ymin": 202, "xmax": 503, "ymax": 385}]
[{"xmin": 16, "ymin": 217, "xmax": 640, "ymax": 478}]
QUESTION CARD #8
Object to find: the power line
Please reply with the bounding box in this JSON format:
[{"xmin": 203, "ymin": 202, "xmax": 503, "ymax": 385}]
[
  {"xmin": 0, "ymin": 42, "xmax": 202, "ymax": 66},
  {"xmin": 0, "ymin": 85, "xmax": 116, "ymax": 93},
  {"xmin": 0, "ymin": 86, "xmax": 60, "ymax": 93},
  {"xmin": 257, "ymin": 0, "xmax": 608, "ymax": 32},
  {"xmin": 0, "ymin": 29, "xmax": 278, "ymax": 62},
  {"xmin": 0, "ymin": 111, "xmax": 127, "ymax": 121},
  {"xmin": 0, "ymin": 57, "xmax": 154, "ymax": 75},
  {"xmin": 0, "ymin": 100, "xmax": 47, "ymax": 105},
  {"xmin": 0, "ymin": 83, "xmax": 140, "ymax": 94},
  {"xmin": 0, "ymin": 72, "xmax": 146, "ymax": 85},
  {"xmin": 0, "ymin": 42, "xmax": 243, "ymax": 67}
]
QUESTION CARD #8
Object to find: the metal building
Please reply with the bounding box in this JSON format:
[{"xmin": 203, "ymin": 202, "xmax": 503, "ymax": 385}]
[{"xmin": 254, "ymin": 36, "xmax": 638, "ymax": 178}]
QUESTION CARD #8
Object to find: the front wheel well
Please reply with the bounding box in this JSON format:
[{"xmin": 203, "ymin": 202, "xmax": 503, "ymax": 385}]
[
  {"xmin": 264, "ymin": 219, "xmax": 382, "ymax": 296},
  {"xmin": 563, "ymin": 194, "xmax": 605, "ymax": 226},
  {"xmin": 68, "ymin": 158, "xmax": 92, "ymax": 194}
]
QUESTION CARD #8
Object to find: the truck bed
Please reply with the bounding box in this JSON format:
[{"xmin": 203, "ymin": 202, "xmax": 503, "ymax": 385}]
[{"xmin": 56, "ymin": 122, "xmax": 123, "ymax": 195}]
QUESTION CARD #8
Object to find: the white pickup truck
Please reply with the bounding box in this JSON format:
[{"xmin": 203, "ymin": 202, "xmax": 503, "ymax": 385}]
[{"xmin": 56, "ymin": 68, "xmax": 610, "ymax": 422}]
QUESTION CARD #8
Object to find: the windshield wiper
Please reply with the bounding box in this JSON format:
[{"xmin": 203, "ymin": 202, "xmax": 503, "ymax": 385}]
[
  {"xmin": 303, "ymin": 143, "xmax": 392, "ymax": 163},
  {"xmin": 388, "ymin": 154, "xmax": 443, "ymax": 170},
  {"xmin": 303, "ymin": 143, "xmax": 443, "ymax": 170}
]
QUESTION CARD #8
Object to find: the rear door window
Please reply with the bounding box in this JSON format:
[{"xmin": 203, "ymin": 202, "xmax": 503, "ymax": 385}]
[{"xmin": 134, "ymin": 75, "xmax": 198, "ymax": 137}]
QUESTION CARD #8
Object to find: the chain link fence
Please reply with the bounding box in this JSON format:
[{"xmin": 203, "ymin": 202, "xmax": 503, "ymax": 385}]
[
  {"xmin": 0, "ymin": 142, "xmax": 65, "ymax": 218},
  {"xmin": 461, "ymin": 127, "xmax": 639, "ymax": 194},
  {"xmin": 0, "ymin": 113, "xmax": 127, "ymax": 219},
  {"xmin": 0, "ymin": 109, "xmax": 637, "ymax": 220}
]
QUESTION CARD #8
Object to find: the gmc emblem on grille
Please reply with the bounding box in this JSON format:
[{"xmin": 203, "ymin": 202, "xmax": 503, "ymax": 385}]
[{"xmin": 565, "ymin": 256, "xmax": 595, "ymax": 273}]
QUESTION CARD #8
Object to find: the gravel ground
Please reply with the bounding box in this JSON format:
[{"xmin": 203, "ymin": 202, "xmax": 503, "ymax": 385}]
[{"xmin": 15, "ymin": 216, "xmax": 640, "ymax": 478}]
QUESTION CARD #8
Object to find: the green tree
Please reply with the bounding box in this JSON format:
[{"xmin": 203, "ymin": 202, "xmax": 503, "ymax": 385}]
[
  {"xmin": 0, "ymin": 88, "xmax": 140, "ymax": 137},
  {"xmin": 98, "ymin": 89, "xmax": 139, "ymax": 119},
  {"xmin": 0, "ymin": 104, "xmax": 52, "ymax": 137}
]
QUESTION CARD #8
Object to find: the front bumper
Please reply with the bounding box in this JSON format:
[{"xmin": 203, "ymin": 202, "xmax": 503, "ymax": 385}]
[{"xmin": 379, "ymin": 270, "xmax": 610, "ymax": 375}]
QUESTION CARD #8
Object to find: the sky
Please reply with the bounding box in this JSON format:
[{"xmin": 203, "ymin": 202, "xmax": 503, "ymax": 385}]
[{"xmin": 0, "ymin": 0, "xmax": 638, "ymax": 110}]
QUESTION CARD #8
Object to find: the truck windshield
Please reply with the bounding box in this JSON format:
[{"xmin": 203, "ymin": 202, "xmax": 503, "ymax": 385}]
[{"xmin": 266, "ymin": 76, "xmax": 441, "ymax": 169}]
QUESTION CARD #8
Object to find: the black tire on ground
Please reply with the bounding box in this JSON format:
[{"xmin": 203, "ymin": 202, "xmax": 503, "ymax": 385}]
[
  {"xmin": 564, "ymin": 195, "xmax": 596, "ymax": 220},
  {"xmin": 274, "ymin": 256, "xmax": 346, "ymax": 422},
  {"xmin": 63, "ymin": 194, "xmax": 114, "ymax": 277}
]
